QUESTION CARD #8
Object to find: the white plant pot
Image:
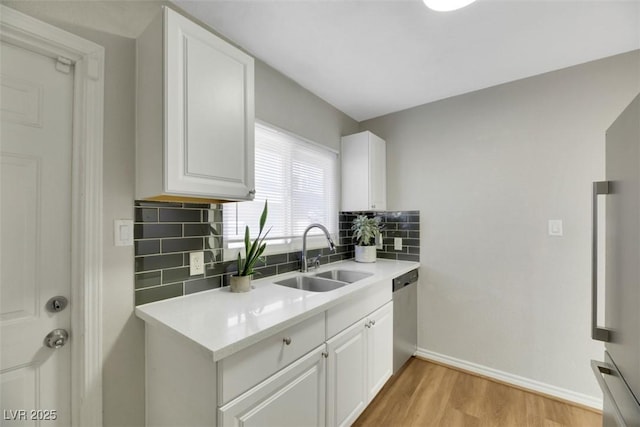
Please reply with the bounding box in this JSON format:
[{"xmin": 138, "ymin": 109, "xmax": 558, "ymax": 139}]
[
  {"xmin": 355, "ymin": 245, "xmax": 377, "ymax": 263},
  {"xmin": 230, "ymin": 275, "xmax": 252, "ymax": 293}
]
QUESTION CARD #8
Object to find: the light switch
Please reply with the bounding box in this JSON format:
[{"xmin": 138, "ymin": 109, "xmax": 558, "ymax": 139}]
[
  {"xmin": 548, "ymin": 219, "xmax": 563, "ymax": 237},
  {"xmin": 114, "ymin": 219, "xmax": 134, "ymax": 246}
]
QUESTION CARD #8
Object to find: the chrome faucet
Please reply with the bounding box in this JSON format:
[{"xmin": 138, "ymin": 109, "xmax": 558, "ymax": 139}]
[{"xmin": 301, "ymin": 223, "xmax": 337, "ymax": 272}]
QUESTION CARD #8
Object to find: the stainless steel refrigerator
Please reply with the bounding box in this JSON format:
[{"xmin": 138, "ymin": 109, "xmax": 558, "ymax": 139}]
[{"xmin": 592, "ymin": 93, "xmax": 640, "ymax": 427}]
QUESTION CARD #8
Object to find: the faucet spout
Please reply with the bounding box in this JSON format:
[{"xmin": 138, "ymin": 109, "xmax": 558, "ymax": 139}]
[{"xmin": 301, "ymin": 223, "xmax": 337, "ymax": 272}]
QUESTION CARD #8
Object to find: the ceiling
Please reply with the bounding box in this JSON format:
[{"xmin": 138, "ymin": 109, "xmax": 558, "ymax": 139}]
[{"xmin": 175, "ymin": 0, "xmax": 639, "ymax": 121}]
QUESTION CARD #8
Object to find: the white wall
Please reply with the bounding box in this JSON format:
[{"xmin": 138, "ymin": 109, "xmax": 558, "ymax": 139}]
[
  {"xmin": 1, "ymin": 2, "xmax": 357, "ymax": 426},
  {"xmin": 361, "ymin": 50, "xmax": 640, "ymax": 401}
]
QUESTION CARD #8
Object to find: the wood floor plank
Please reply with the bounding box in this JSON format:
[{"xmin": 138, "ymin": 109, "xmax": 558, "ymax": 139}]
[{"xmin": 353, "ymin": 358, "xmax": 602, "ymax": 427}]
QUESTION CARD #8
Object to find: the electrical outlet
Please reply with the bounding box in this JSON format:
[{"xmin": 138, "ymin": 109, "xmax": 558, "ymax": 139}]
[
  {"xmin": 394, "ymin": 237, "xmax": 403, "ymax": 251},
  {"xmin": 376, "ymin": 233, "xmax": 383, "ymax": 250},
  {"xmin": 189, "ymin": 251, "xmax": 204, "ymax": 275}
]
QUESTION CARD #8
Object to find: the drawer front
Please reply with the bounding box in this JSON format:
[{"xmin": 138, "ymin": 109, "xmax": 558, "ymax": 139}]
[
  {"xmin": 218, "ymin": 312, "xmax": 325, "ymax": 405},
  {"xmin": 218, "ymin": 345, "xmax": 326, "ymax": 427},
  {"xmin": 326, "ymin": 279, "xmax": 390, "ymax": 339}
]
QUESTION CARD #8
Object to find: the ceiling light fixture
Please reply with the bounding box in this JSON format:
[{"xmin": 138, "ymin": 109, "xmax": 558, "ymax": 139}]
[{"xmin": 423, "ymin": 0, "xmax": 477, "ymax": 12}]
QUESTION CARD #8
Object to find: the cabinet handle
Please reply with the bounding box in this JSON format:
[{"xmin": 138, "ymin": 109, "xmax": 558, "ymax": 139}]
[
  {"xmin": 283, "ymin": 337, "xmax": 292, "ymax": 345},
  {"xmin": 370, "ymin": 320, "xmax": 376, "ymax": 326},
  {"xmin": 365, "ymin": 322, "xmax": 371, "ymax": 329},
  {"xmin": 322, "ymin": 351, "xmax": 328, "ymax": 358}
]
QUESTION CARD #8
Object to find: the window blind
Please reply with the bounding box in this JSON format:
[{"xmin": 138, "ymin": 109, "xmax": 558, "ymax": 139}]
[{"xmin": 223, "ymin": 123, "xmax": 338, "ymax": 249}]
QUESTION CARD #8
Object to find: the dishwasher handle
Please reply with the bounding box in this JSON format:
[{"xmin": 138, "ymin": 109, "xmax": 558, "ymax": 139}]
[{"xmin": 393, "ymin": 269, "xmax": 419, "ymax": 292}]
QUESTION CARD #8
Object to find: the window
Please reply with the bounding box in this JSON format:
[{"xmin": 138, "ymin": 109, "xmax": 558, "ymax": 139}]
[{"xmin": 223, "ymin": 122, "xmax": 339, "ymax": 255}]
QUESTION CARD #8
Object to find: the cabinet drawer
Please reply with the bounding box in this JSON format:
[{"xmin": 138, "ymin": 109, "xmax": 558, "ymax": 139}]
[
  {"xmin": 326, "ymin": 279, "xmax": 390, "ymax": 339},
  {"xmin": 218, "ymin": 312, "xmax": 325, "ymax": 405},
  {"xmin": 218, "ymin": 345, "xmax": 326, "ymax": 427}
]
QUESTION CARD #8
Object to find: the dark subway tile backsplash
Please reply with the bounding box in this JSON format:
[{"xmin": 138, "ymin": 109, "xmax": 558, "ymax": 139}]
[
  {"xmin": 134, "ymin": 223, "xmax": 182, "ymax": 239},
  {"xmin": 158, "ymin": 207, "xmax": 202, "ymax": 223},
  {"xmin": 339, "ymin": 210, "xmax": 420, "ymax": 262},
  {"xmin": 162, "ymin": 237, "xmax": 204, "ymax": 253},
  {"xmin": 134, "ymin": 200, "xmax": 419, "ymax": 305},
  {"xmin": 135, "ymin": 253, "xmax": 183, "ymax": 272}
]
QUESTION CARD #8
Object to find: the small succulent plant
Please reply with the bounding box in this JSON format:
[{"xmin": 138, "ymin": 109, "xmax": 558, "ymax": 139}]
[{"xmin": 236, "ymin": 200, "xmax": 271, "ymax": 276}]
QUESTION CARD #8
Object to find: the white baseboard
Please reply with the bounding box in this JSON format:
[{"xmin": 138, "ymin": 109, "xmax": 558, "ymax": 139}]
[{"xmin": 415, "ymin": 348, "xmax": 602, "ymax": 410}]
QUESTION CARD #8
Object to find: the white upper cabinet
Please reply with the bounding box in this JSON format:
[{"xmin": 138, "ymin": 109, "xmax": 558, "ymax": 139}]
[
  {"xmin": 136, "ymin": 7, "xmax": 255, "ymax": 202},
  {"xmin": 341, "ymin": 131, "xmax": 387, "ymax": 211}
]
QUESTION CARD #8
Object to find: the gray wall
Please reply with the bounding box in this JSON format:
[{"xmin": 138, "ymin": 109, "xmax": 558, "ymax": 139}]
[
  {"xmin": 1, "ymin": 2, "xmax": 357, "ymax": 425},
  {"xmin": 361, "ymin": 50, "xmax": 640, "ymax": 399}
]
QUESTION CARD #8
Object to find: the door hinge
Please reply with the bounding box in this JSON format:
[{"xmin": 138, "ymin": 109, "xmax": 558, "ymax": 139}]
[{"xmin": 55, "ymin": 56, "xmax": 73, "ymax": 74}]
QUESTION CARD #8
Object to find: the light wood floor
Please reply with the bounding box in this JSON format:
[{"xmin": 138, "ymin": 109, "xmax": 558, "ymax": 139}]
[{"xmin": 353, "ymin": 358, "xmax": 602, "ymax": 427}]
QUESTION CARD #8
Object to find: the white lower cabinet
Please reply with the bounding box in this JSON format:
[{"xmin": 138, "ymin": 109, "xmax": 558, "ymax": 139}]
[
  {"xmin": 143, "ymin": 282, "xmax": 394, "ymax": 427},
  {"xmin": 219, "ymin": 345, "xmax": 327, "ymax": 427},
  {"xmin": 366, "ymin": 302, "xmax": 394, "ymax": 401},
  {"xmin": 326, "ymin": 301, "xmax": 394, "ymax": 427},
  {"xmin": 326, "ymin": 320, "xmax": 368, "ymax": 427}
]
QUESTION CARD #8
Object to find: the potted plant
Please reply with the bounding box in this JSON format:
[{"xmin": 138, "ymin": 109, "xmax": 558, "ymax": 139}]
[
  {"xmin": 351, "ymin": 215, "xmax": 381, "ymax": 263},
  {"xmin": 230, "ymin": 200, "xmax": 270, "ymax": 292}
]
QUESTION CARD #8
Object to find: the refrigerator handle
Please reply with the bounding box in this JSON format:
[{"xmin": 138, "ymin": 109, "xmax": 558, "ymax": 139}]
[
  {"xmin": 592, "ymin": 181, "xmax": 611, "ymax": 342},
  {"xmin": 591, "ymin": 360, "xmax": 627, "ymax": 426}
]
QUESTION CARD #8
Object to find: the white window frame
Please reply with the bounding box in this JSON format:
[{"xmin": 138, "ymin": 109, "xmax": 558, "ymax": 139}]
[{"xmin": 223, "ymin": 121, "xmax": 339, "ymax": 261}]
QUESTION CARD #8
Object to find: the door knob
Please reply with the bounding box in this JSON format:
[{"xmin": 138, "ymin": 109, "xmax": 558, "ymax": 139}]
[{"xmin": 44, "ymin": 329, "xmax": 69, "ymax": 349}]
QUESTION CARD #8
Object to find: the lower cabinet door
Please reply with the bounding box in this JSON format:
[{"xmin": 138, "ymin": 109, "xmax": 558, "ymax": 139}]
[
  {"xmin": 366, "ymin": 301, "xmax": 393, "ymax": 401},
  {"xmin": 326, "ymin": 319, "xmax": 367, "ymax": 427},
  {"xmin": 218, "ymin": 345, "xmax": 326, "ymax": 427}
]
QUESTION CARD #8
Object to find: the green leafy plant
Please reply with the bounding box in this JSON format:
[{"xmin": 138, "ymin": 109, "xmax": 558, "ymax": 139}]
[
  {"xmin": 236, "ymin": 200, "xmax": 271, "ymax": 277},
  {"xmin": 351, "ymin": 215, "xmax": 382, "ymax": 246}
]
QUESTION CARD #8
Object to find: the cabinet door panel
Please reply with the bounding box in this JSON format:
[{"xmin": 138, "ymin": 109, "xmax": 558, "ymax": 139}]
[
  {"xmin": 340, "ymin": 131, "xmax": 386, "ymax": 211},
  {"xmin": 369, "ymin": 133, "xmax": 386, "ymax": 210},
  {"xmin": 184, "ymin": 35, "xmax": 245, "ymax": 181},
  {"xmin": 219, "ymin": 346, "xmax": 326, "ymax": 427},
  {"xmin": 326, "ymin": 320, "xmax": 367, "ymax": 427},
  {"xmin": 165, "ymin": 8, "xmax": 254, "ymax": 200},
  {"xmin": 367, "ymin": 301, "xmax": 393, "ymax": 401}
]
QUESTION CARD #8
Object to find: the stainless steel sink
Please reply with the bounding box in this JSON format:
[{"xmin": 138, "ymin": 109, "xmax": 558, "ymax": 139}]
[
  {"xmin": 273, "ymin": 276, "xmax": 348, "ymax": 292},
  {"xmin": 314, "ymin": 269, "xmax": 373, "ymax": 283}
]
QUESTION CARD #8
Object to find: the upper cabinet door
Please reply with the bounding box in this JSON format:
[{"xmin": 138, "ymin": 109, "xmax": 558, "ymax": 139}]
[
  {"xmin": 341, "ymin": 131, "xmax": 387, "ymax": 211},
  {"xmin": 368, "ymin": 133, "xmax": 387, "ymax": 211},
  {"xmin": 136, "ymin": 7, "xmax": 255, "ymax": 202}
]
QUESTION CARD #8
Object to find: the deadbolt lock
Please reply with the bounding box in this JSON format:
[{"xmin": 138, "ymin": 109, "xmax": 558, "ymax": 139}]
[{"xmin": 46, "ymin": 296, "xmax": 68, "ymax": 313}]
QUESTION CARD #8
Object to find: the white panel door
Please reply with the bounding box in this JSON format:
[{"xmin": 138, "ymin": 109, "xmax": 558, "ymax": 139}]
[
  {"xmin": 326, "ymin": 320, "xmax": 367, "ymax": 427},
  {"xmin": 0, "ymin": 41, "xmax": 73, "ymax": 425},
  {"xmin": 366, "ymin": 302, "xmax": 393, "ymax": 402},
  {"xmin": 219, "ymin": 346, "xmax": 326, "ymax": 427}
]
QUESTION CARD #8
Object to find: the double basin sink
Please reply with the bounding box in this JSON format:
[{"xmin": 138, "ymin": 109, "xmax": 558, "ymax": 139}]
[{"xmin": 274, "ymin": 269, "xmax": 373, "ymax": 292}]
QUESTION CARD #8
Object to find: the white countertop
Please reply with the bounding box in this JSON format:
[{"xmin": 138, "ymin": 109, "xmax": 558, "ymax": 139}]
[{"xmin": 135, "ymin": 259, "xmax": 419, "ymax": 361}]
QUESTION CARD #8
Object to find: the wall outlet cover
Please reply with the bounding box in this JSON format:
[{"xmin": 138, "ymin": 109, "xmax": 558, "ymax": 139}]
[
  {"xmin": 189, "ymin": 251, "xmax": 205, "ymax": 275},
  {"xmin": 394, "ymin": 237, "xmax": 403, "ymax": 251},
  {"xmin": 376, "ymin": 233, "xmax": 383, "ymax": 249}
]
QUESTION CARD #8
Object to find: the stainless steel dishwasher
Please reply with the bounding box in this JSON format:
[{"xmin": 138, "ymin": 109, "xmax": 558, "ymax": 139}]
[{"xmin": 392, "ymin": 268, "xmax": 418, "ymax": 374}]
